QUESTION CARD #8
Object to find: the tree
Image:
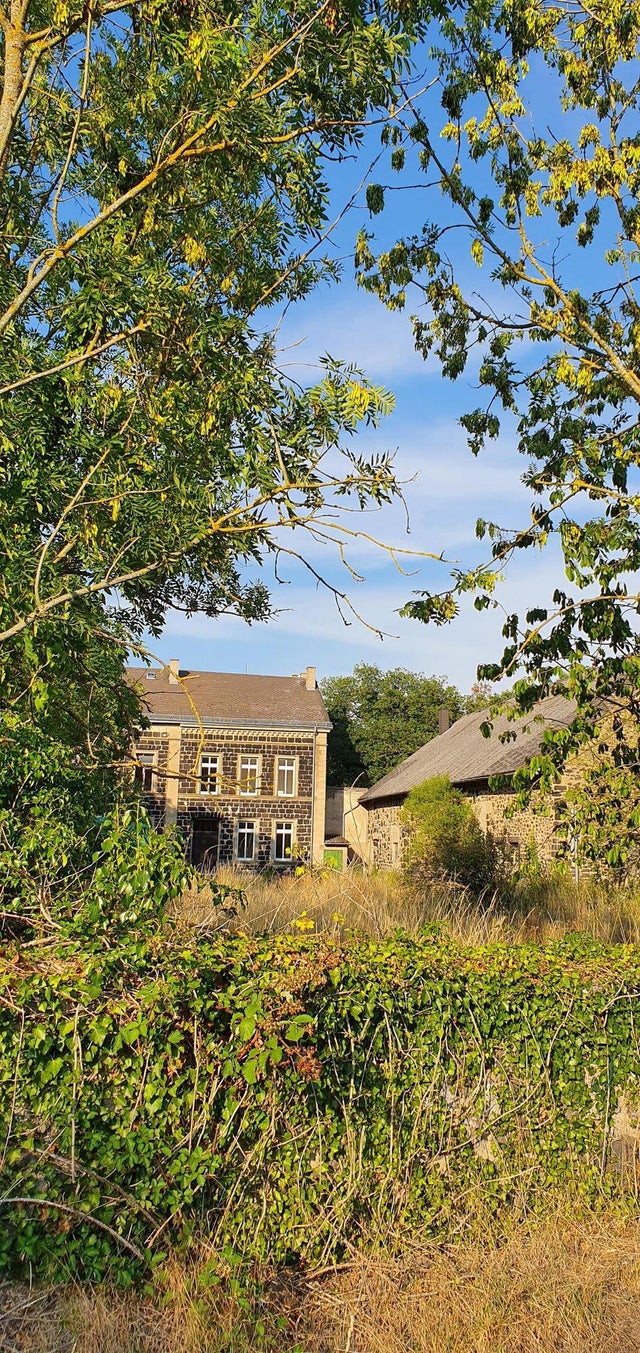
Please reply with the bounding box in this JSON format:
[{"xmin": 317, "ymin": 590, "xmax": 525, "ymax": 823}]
[
  {"xmin": 354, "ymin": 0, "xmax": 640, "ymax": 848},
  {"xmin": 321, "ymin": 663, "xmax": 477, "ymax": 785},
  {"xmin": 0, "ymin": 0, "xmax": 442, "ymax": 847},
  {"xmin": 400, "ymin": 775, "xmax": 499, "ymax": 895}
]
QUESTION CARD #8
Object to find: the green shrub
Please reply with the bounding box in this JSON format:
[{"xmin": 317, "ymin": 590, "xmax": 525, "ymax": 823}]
[
  {"xmin": 2, "ymin": 928, "xmax": 640, "ymax": 1284},
  {"xmin": 401, "ymin": 775, "xmax": 499, "ymax": 894}
]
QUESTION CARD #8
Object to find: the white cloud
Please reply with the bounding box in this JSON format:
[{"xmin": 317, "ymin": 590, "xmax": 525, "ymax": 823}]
[
  {"xmin": 158, "ymin": 540, "xmax": 570, "ymax": 691},
  {"xmin": 276, "ymin": 290, "xmax": 430, "ymax": 382}
]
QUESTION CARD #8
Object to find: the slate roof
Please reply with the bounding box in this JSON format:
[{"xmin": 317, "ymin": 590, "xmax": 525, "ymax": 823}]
[
  {"xmin": 127, "ymin": 666, "xmax": 331, "ymax": 730},
  {"xmin": 361, "ymin": 695, "xmax": 577, "ymax": 804}
]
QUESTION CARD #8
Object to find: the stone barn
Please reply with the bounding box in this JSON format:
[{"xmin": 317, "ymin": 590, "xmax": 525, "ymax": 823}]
[{"xmin": 360, "ymin": 695, "xmax": 577, "ymax": 869}]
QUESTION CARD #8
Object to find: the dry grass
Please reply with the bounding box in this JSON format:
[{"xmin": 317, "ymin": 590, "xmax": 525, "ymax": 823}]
[
  {"xmin": 177, "ymin": 864, "xmax": 640, "ymax": 946},
  {"xmin": 4, "ymin": 1210, "xmax": 640, "ymax": 1352},
  {"xmin": 304, "ymin": 1211, "xmax": 640, "ymax": 1353}
]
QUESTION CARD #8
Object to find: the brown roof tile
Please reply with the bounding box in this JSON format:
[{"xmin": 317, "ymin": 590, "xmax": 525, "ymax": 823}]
[
  {"xmin": 127, "ymin": 666, "xmax": 331, "ymax": 730},
  {"xmin": 361, "ymin": 694, "xmax": 577, "ymax": 804}
]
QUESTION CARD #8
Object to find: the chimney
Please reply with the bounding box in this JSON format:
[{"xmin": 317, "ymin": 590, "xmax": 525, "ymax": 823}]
[
  {"xmin": 168, "ymin": 658, "xmax": 180, "ymax": 685},
  {"xmin": 438, "ymin": 707, "xmax": 450, "ymax": 736},
  {"xmin": 305, "ymin": 665, "xmax": 316, "ymax": 691}
]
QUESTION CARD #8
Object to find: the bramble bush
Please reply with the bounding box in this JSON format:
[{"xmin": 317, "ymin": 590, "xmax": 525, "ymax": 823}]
[{"xmin": 2, "ymin": 924, "xmax": 640, "ymax": 1284}]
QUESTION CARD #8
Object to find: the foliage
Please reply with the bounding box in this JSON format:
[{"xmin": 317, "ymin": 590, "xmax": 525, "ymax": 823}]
[
  {"xmin": 401, "ymin": 775, "xmax": 499, "ymax": 894},
  {"xmin": 0, "ymin": 800, "xmax": 201, "ymax": 938},
  {"xmin": 321, "ymin": 664, "xmax": 486, "ymax": 785},
  {"xmin": 355, "ymin": 0, "xmax": 640, "ymax": 804},
  {"xmin": 0, "ymin": 0, "xmax": 436, "ymax": 819},
  {"xmin": 0, "ymin": 617, "xmax": 147, "ymax": 911},
  {"xmin": 501, "ymin": 704, "xmax": 640, "ymax": 872},
  {"xmin": 557, "ymin": 754, "xmax": 640, "ymax": 874},
  {"xmin": 2, "ymin": 927, "xmax": 640, "ymax": 1283}
]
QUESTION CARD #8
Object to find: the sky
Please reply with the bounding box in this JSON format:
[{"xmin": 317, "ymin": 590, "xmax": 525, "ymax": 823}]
[
  {"xmin": 155, "ymin": 276, "xmax": 553, "ymax": 693},
  {"xmin": 148, "ymin": 39, "xmax": 615, "ymax": 695}
]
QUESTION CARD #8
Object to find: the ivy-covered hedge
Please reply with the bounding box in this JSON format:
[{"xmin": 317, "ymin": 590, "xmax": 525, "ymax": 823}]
[{"xmin": 1, "ymin": 929, "xmax": 640, "ymax": 1282}]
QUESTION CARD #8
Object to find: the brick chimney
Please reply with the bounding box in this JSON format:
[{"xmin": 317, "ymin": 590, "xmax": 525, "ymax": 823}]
[
  {"xmin": 305, "ymin": 665, "xmax": 316, "ymax": 691},
  {"xmin": 168, "ymin": 658, "xmax": 180, "ymax": 685},
  {"xmin": 438, "ymin": 707, "xmax": 450, "ymax": 735}
]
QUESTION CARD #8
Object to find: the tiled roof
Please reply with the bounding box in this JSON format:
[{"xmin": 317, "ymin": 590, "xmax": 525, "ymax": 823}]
[
  {"xmin": 361, "ymin": 695, "xmax": 577, "ymax": 804},
  {"xmin": 127, "ymin": 666, "xmax": 331, "ymax": 730}
]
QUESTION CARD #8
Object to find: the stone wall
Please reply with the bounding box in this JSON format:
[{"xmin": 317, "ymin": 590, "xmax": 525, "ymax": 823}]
[
  {"xmin": 366, "ymin": 782, "xmax": 560, "ymax": 871},
  {"xmin": 133, "ymin": 724, "xmax": 321, "ymax": 867},
  {"xmin": 177, "ymin": 726, "xmax": 316, "ymax": 868},
  {"xmin": 366, "ymin": 799, "xmax": 410, "ymax": 870},
  {"xmin": 467, "ymin": 782, "xmax": 559, "ymax": 866},
  {"xmin": 133, "ymin": 728, "xmax": 170, "ymax": 827}
]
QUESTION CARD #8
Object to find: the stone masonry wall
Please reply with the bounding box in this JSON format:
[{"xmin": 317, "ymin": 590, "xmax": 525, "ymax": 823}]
[
  {"xmin": 367, "ymin": 783, "xmax": 560, "ymax": 871},
  {"xmin": 133, "ymin": 729, "xmax": 170, "ymax": 827},
  {"xmin": 467, "ymin": 784, "xmax": 559, "ymax": 866},
  {"xmin": 134, "ymin": 725, "xmax": 317, "ymax": 867},
  {"xmin": 366, "ymin": 801, "xmax": 410, "ymax": 870},
  {"xmin": 178, "ymin": 726, "xmax": 315, "ymax": 867}
]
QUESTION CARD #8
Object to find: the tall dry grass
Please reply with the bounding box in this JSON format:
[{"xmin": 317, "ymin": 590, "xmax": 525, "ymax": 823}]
[
  {"xmin": 177, "ymin": 863, "xmax": 640, "ymax": 945},
  {"xmin": 4, "ymin": 1209, "xmax": 640, "ymax": 1352}
]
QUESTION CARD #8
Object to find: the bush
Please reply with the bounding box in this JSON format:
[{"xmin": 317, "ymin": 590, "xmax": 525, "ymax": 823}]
[
  {"xmin": 401, "ymin": 776, "xmax": 500, "ymax": 894},
  {"xmin": 2, "ymin": 928, "xmax": 640, "ymax": 1284}
]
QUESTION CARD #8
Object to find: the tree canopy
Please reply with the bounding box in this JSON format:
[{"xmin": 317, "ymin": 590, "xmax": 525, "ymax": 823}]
[
  {"xmin": 321, "ymin": 663, "xmax": 488, "ymax": 785},
  {"xmin": 0, "ymin": 0, "xmax": 440, "ymax": 856},
  {"xmin": 355, "ymin": 0, "xmax": 640, "ymax": 839},
  {"xmin": 0, "ymin": 0, "xmax": 427, "ymax": 669}
]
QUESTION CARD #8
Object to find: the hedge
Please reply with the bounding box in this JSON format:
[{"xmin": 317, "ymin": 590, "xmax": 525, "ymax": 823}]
[{"xmin": 1, "ymin": 928, "xmax": 640, "ymax": 1282}]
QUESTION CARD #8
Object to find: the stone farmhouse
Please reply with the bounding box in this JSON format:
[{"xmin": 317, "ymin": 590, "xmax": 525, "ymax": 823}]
[
  {"xmin": 128, "ymin": 661, "xmax": 330, "ymax": 869},
  {"xmin": 359, "ymin": 695, "xmax": 577, "ymax": 870}
]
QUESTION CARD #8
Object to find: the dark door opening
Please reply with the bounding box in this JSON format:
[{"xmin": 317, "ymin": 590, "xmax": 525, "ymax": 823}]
[{"xmin": 191, "ymin": 816, "xmax": 220, "ymax": 871}]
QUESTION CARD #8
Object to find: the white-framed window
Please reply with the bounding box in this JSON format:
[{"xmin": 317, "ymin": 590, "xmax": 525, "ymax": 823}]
[
  {"xmin": 236, "ymin": 819, "xmax": 257, "ymax": 862},
  {"xmin": 275, "ymin": 756, "xmax": 297, "ymax": 798},
  {"xmin": 199, "ymin": 754, "xmax": 220, "ymax": 795},
  {"xmin": 274, "ymin": 820, "xmax": 295, "ymax": 862},
  {"xmin": 134, "ymin": 752, "xmax": 156, "ymax": 793},
  {"xmin": 238, "ymin": 754, "xmax": 260, "ymax": 797}
]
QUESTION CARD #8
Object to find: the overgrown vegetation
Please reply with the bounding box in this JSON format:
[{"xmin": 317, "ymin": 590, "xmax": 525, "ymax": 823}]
[
  {"xmin": 4, "ymin": 1209, "xmax": 640, "ymax": 1352},
  {"xmin": 3, "ymin": 920, "xmax": 640, "ymax": 1283},
  {"xmin": 184, "ymin": 862, "xmax": 640, "ymax": 945},
  {"xmin": 400, "ymin": 775, "xmax": 500, "ymax": 896},
  {"xmin": 4, "ymin": 0, "xmax": 640, "ymax": 1340}
]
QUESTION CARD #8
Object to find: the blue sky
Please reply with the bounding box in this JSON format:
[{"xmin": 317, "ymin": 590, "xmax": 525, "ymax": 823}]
[
  {"xmin": 157, "ymin": 266, "xmax": 556, "ymax": 692},
  {"xmin": 151, "ymin": 44, "xmax": 612, "ymax": 694}
]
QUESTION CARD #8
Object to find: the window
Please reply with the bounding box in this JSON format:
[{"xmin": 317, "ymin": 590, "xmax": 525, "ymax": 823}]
[
  {"xmin": 238, "ymin": 755, "xmax": 259, "ymax": 796},
  {"xmin": 236, "ymin": 820, "xmax": 256, "ymax": 862},
  {"xmin": 199, "ymin": 754, "xmax": 220, "ymax": 795},
  {"xmin": 134, "ymin": 752, "xmax": 155, "ymax": 793},
  {"xmin": 274, "ymin": 820, "xmax": 295, "ymax": 862},
  {"xmin": 276, "ymin": 756, "xmax": 296, "ymax": 798}
]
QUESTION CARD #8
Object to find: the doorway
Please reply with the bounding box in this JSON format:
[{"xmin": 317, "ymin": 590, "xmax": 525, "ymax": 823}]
[{"xmin": 190, "ymin": 816, "xmax": 220, "ymax": 871}]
